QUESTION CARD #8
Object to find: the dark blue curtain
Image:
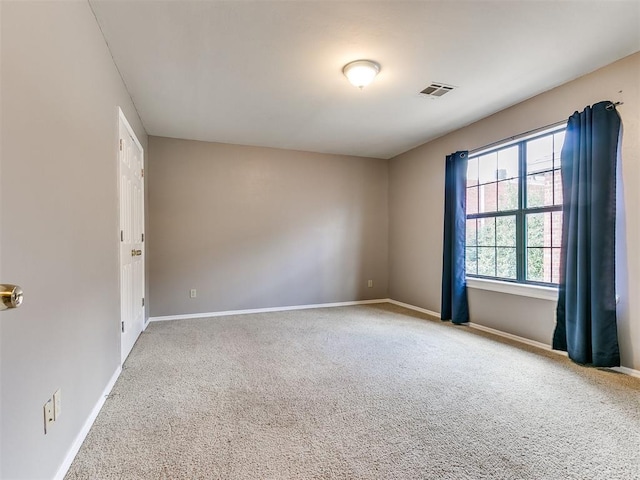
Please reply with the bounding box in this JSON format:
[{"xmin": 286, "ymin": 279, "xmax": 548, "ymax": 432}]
[
  {"xmin": 553, "ymin": 101, "xmax": 621, "ymax": 367},
  {"xmin": 441, "ymin": 151, "xmax": 469, "ymax": 324}
]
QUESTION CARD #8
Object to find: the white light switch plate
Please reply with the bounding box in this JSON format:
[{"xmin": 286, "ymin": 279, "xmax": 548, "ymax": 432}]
[{"xmin": 53, "ymin": 389, "xmax": 61, "ymax": 421}]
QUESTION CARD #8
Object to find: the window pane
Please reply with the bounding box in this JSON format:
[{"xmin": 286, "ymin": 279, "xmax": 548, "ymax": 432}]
[
  {"xmin": 478, "ymin": 182, "xmax": 497, "ymax": 213},
  {"xmin": 527, "ymin": 248, "xmax": 544, "ymax": 282},
  {"xmin": 553, "ymin": 131, "xmax": 565, "ymax": 169},
  {"xmin": 496, "ymin": 247, "xmax": 517, "ymax": 279},
  {"xmin": 497, "ymin": 146, "xmax": 518, "ymax": 180},
  {"xmin": 496, "ymin": 215, "xmax": 516, "ymax": 247},
  {"xmin": 466, "ymin": 219, "xmax": 477, "ymax": 247},
  {"xmin": 527, "ymin": 135, "xmax": 553, "ymax": 174},
  {"xmin": 466, "ymin": 247, "xmax": 478, "ymax": 275},
  {"xmin": 553, "ymin": 169, "xmax": 563, "ymax": 206},
  {"xmin": 527, "ymin": 171, "xmax": 553, "ymax": 208},
  {"xmin": 551, "ymin": 212, "xmax": 562, "ymax": 247},
  {"xmin": 527, "ymin": 247, "xmax": 552, "ymax": 283},
  {"xmin": 551, "ymin": 248, "xmax": 561, "ymax": 284},
  {"xmin": 466, "ymin": 186, "xmax": 478, "ymax": 215},
  {"xmin": 527, "ymin": 213, "xmax": 543, "ymax": 247},
  {"xmin": 477, "ymin": 217, "xmax": 496, "ymax": 246},
  {"xmin": 467, "ymin": 157, "xmax": 479, "ymax": 186},
  {"xmin": 526, "ymin": 212, "xmax": 550, "ymax": 248},
  {"xmin": 478, "ymin": 152, "xmax": 497, "ymax": 184},
  {"xmin": 478, "ymin": 247, "xmax": 496, "ymax": 277},
  {"xmin": 497, "ymin": 179, "xmax": 518, "ymax": 211}
]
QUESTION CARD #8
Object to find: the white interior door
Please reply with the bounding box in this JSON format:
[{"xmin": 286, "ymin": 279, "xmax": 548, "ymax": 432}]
[{"xmin": 119, "ymin": 108, "xmax": 145, "ymax": 364}]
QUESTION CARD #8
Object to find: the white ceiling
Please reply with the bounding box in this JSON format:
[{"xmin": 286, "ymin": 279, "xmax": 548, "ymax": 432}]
[{"xmin": 90, "ymin": 1, "xmax": 640, "ymax": 159}]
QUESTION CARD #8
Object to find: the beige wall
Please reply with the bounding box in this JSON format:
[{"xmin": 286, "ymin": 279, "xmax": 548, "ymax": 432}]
[
  {"xmin": 389, "ymin": 52, "xmax": 640, "ymax": 370},
  {"xmin": 1, "ymin": 2, "xmax": 147, "ymax": 479},
  {"xmin": 148, "ymin": 137, "xmax": 389, "ymax": 317},
  {"xmin": 0, "ymin": 3, "xmax": 636, "ymax": 477}
]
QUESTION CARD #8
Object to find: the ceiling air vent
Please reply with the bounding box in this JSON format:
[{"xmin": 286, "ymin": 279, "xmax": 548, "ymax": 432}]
[{"xmin": 420, "ymin": 83, "xmax": 455, "ymax": 98}]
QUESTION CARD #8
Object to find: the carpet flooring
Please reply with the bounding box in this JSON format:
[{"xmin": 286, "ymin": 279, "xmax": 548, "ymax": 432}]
[{"xmin": 65, "ymin": 304, "xmax": 640, "ymax": 479}]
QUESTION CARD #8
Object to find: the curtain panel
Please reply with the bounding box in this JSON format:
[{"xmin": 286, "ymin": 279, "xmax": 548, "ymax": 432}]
[
  {"xmin": 441, "ymin": 151, "xmax": 470, "ymax": 324},
  {"xmin": 553, "ymin": 101, "xmax": 621, "ymax": 367}
]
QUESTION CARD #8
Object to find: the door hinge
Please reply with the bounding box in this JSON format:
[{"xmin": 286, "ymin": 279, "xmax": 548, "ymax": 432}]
[
  {"xmin": 121, "ymin": 321, "xmax": 125, "ymax": 333},
  {"xmin": 141, "ymin": 233, "xmax": 144, "ymax": 242},
  {"xmin": 119, "ymin": 139, "xmax": 123, "ymax": 151},
  {"xmin": 121, "ymin": 230, "xmax": 124, "ymax": 242},
  {"xmin": 142, "ymin": 298, "xmax": 145, "ymax": 307},
  {"xmin": 141, "ymin": 168, "xmax": 144, "ymax": 178}
]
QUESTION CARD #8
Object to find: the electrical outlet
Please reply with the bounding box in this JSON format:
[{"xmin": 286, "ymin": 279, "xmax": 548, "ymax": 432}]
[
  {"xmin": 190, "ymin": 289, "xmax": 197, "ymax": 298},
  {"xmin": 43, "ymin": 399, "xmax": 54, "ymax": 434},
  {"xmin": 53, "ymin": 389, "xmax": 62, "ymax": 421},
  {"xmin": 367, "ymin": 280, "xmax": 373, "ymax": 288}
]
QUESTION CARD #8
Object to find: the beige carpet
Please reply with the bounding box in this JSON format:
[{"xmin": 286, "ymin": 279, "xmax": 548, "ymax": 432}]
[{"xmin": 65, "ymin": 304, "xmax": 640, "ymax": 479}]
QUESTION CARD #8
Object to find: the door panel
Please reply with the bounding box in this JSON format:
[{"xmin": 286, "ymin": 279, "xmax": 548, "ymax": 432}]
[{"xmin": 119, "ymin": 110, "xmax": 145, "ymax": 364}]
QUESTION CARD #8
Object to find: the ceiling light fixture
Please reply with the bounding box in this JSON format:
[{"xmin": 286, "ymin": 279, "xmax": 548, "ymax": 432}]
[{"xmin": 342, "ymin": 60, "xmax": 380, "ymax": 89}]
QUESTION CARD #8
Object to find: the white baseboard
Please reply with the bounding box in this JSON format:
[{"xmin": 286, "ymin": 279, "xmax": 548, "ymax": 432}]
[
  {"xmin": 467, "ymin": 324, "xmax": 640, "ymax": 377},
  {"xmin": 387, "ymin": 299, "xmax": 640, "ymax": 378},
  {"xmin": 467, "ymin": 322, "xmax": 556, "ymax": 353},
  {"xmin": 53, "ymin": 366, "xmax": 122, "ymax": 480},
  {"xmin": 149, "ymin": 298, "xmax": 391, "ymax": 322},
  {"xmin": 386, "ymin": 299, "xmax": 441, "ymax": 319},
  {"xmin": 611, "ymin": 366, "xmax": 640, "ymax": 378}
]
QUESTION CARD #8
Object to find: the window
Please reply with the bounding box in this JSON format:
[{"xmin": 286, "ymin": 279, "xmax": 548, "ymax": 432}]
[{"xmin": 465, "ymin": 126, "xmax": 565, "ymax": 285}]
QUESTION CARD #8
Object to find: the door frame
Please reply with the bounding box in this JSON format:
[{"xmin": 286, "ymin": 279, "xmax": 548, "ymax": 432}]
[{"xmin": 117, "ymin": 107, "xmax": 146, "ymax": 365}]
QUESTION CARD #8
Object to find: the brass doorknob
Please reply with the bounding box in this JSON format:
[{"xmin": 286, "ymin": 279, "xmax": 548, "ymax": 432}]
[{"xmin": 0, "ymin": 284, "xmax": 23, "ymax": 310}]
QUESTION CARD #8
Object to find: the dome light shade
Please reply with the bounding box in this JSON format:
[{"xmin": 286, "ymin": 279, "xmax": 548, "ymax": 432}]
[{"xmin": 342, "ymin": 60, "xmax": 380, "ymax": 89}]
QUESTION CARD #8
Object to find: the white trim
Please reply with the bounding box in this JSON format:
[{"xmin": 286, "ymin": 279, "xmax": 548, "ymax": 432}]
[
  {"xmin": 389, "ymin": 299, "xmax": 640, "ymax": 378},
  {"xmin": 385, "ymin": 300, "xmax": 554, "ymax": 354},
  {"xmin": 386, "ymin": 299, "xmax": 441, "ymax": 319},
  {"xmin": 466, "ymin": 277, "xmax": 558, "ymax": 301},
  {"xmin": 468, "ymin": 322, "xmax": 556, "ymax": 352},
  {"xmin": 53, "ymin": 366, "xmax": 122, "ymax": 480},
  {"xmin": 117, "ymin": 107, "xmax": 143, "ymax": 152},
  {"xmin": 149, "ymin": 299, "xmax": 390, "ymax": 322},
  {"xmin": 469, "ymin": 322, "xmax": 640, "ymax": 377},
  {"xmin": 610, "ymin": 366, "xmax": 640, "ymax": 379}
]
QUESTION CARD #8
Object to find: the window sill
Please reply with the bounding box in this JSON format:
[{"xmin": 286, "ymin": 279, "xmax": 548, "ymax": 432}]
[{"xmin": 466, "ymin": 277, "xmax": 558, "ymax": 301}]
